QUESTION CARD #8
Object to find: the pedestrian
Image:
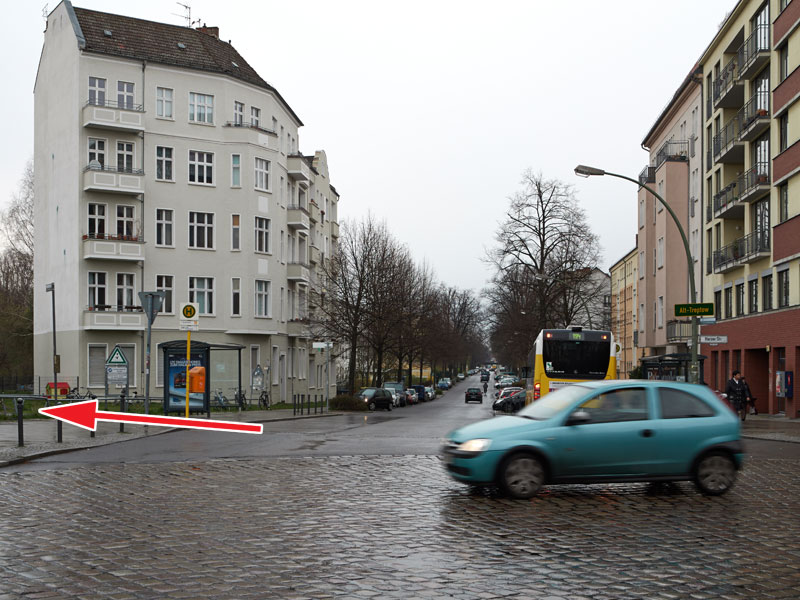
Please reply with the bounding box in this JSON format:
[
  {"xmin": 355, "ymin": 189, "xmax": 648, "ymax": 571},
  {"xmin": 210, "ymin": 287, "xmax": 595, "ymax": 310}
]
[
  {"xmin": 741, "ymin": 376, "xmax": 757, "ymax": 415},
  {"xmin": 483, "ymin": 381, "xmax": 488, "ymax": 395},
  {"xmin": 725, "ymin": 370, "xmax": 747, "ymax": 422}
]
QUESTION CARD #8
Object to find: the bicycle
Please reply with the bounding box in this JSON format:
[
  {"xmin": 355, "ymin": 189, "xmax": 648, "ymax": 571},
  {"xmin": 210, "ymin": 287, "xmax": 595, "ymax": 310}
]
[
  {"xmin": 232, "ymin": 388, "xmax": 249, "ymax": 410},
  {"xmin": 258, "ymin": 389, "xmax": 271, "ymax": 410},
  {"xmin": 66, "ymin": 387, "xmax": 97, "ymax": 400},
  {"xmin": 214, "ymin": 388, "xmax": 229, "ymax": 410}
]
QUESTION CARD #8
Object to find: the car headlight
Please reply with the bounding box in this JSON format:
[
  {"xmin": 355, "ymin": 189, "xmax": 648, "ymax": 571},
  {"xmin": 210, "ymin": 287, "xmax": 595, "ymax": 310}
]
[{"xmin": 457, "ymin": 439, "xmax": 491, "ymax": 452}]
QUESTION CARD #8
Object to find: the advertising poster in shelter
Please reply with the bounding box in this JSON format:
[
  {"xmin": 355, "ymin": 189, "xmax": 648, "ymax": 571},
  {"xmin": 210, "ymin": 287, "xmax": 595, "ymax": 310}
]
[{"xmin": 165, "ymin": 350, "xmax": 207, "ymax": 413}]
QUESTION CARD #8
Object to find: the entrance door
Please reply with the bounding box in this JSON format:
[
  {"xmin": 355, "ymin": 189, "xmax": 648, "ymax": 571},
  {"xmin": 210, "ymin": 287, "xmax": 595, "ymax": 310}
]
[{"xmin": 279, "ymin": 353, "xmax": 287, "ymax": 403}]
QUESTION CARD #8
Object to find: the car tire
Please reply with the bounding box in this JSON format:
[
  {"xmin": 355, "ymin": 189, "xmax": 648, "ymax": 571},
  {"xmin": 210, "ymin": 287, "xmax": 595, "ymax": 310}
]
[
  {"xmin": 693, "ymin": 451, "xmax": 737, "ymax": 496},
  {"xmin": 368, "ymin": 401, "xmax": 376, "ymax": 412},
  {"xmin": 498, "ymin": 452, "xmax": 545, "ymax": 499}
]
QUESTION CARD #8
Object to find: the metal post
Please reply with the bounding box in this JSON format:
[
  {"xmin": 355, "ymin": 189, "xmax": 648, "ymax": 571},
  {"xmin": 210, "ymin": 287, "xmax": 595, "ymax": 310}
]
[
  {"xmin": 145, "ymin": 310, "xmax": 152, "ymax": 415},
  {"xmin": 120, "ymin": 391, "xmax": 126, "ymax": 433},
  {"xmin": 16, "ymin": 398, "xmax": 24, "ymax": 447},
  {"xmin": 326, "ymin": 342, "xmax": 331, "ymax": 413}
]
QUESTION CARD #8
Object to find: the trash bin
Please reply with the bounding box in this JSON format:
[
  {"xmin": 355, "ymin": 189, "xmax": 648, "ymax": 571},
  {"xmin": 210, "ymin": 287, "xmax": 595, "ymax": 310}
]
[{"xmin": 45, "ymin": 381, "xmax": 70, "ymax": 399}]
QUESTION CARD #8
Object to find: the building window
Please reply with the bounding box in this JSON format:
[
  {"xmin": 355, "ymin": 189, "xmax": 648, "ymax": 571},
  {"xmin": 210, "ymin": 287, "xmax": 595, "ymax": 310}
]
[
  {"xmin": 724, "ymin": 287, "xmax": 733, "ymax": 319},
  {"xmin": 116, "ymin": 205, "xmax": 135, "ymax": 238},
  {"xmin": 155, "ymin": 146, "xmax": 173, "ymax": 181},
  {"xmin": 232, "ymin": 278, "xmax": 241, "ymax": 316},
  {"xmin": 780, "ymin": 113, "xmax": 789, "ymax": 152},
  {"xmin": 231, "ymin": 214, "xmax": 240, "ymax": 251},
  {"xmin": 88, "ymin": 271, "xmax": 107, "ymax": 309},
  {"xmin": 255, "ymin": 279, "xmax": 271, "ymax": 317},
  {"xmin": 188, "ymin": 212, "xmax": 214, "ymax": 249},
  {"xmin": 653, "ymin": 249, "xmax": 656, "ymax": 276},
  {"xmin": 749, "ymin": 279, "xmax": 758, "ymax": 313},
  {"xmin": 88, "ymin": 138, "xmax": 106, "ymax": 167},
  {"xmin": 714, "ymin": 290, "xmax": 722, "ymax": 320},
  {"xmin": 188, "ymin": 150, "xmax": 214, "ymax": 185},
  {"xmin": 117, "ymin": 142, "xmax": 134, "ymax": 172},
  {"xmin": 255, "ymin": 217, "xmax": 270, "ymax": 253},
  {"xmin": 231, "ymin": 154, "xmax": 241, "ymax": 187},
  {"xmin": 88, "ymin": 345, "xmax": 107, "ymax": 387},
  {"xmin": 780, "ymin": 183, "xmax": 789, "ymax": 223},
  {"xmin": 657, "ymin": 237, "xmax": 664, "ymax": 269},
  {"xmin": 251, "ymin": 106, "xmax": 261, "ymax": 128},
  {"xmin": 781, "ymin": 0, "xmax": 792, "ymax": 13},
  {"xmin": 736, "ymin": 283, "xmax": 745, "ymax": 317},
  {"xmin": 155, "ymin": 209, "xmax": 173, "ymax": 247},
  {"xmin": 234, "ymin": 101, "xmax": 244, "ymax": 125},
  {"xmin": 116, "ymin": 273, "xmax": 135, "ymax": 310},
  {"xmin": 639, "ymin": 303, "xmax": 644, "ymax": 332},
  {"xmin": 778, "ymin": 270, "xmax": 790, "ymax": 308},
  {"xmin": 254, "ymin": 157, "xmax": 270, "ymax": 191},
  {"xmin": 189, "ymin": 92, "xmax": 214, "ymax": 124},
  {"xmin": 88, "ymin": 203, "xmax": 106, "ymax": 238},
  {"xmin": 638, "ymin": 251, "xmax": 644, "ymax": 279},
  {"xmin": 156, "ymin": 275, "xmax": 173, "ymax": 313},
  {"xmin": 117, "ymin": 81, "xmax": 134, "ymax": 109},
  {"xmin": 763, "ymin": 274, "xmax": 773, "ymax": 310},
  {"xmin": 88, "ymin": 77, "xmax": 106, "ymax": 105},
  {"xmin": 272, "ymin": 116, "xmax": 278, "ymax": 133},
  {"xmin": 657, "ymin": 296, "xmax": 664, "ymax": 328},
  {"xmin": 189, "ymin": 277, "xmax": 214, "ymax": 314},
  {"xmin": 156, "ymin": 87, "xmax": 173, "ymax": 118}
]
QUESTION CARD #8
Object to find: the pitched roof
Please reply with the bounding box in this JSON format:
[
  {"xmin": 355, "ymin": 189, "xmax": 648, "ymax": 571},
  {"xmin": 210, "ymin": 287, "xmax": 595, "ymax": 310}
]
[{"xmin": 70, "ymin": 3, "xmax": 302, "ymax": 125}]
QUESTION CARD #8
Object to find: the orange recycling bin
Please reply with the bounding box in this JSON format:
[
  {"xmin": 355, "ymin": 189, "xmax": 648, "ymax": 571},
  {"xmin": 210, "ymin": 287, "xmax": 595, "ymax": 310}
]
[
  {"xmin": 45, "ymin": 381, "xmax": 71, "ymax": 399},
  {"xmin": 187, "ymin": 366, "xmax": 206, "ymax": 394}
]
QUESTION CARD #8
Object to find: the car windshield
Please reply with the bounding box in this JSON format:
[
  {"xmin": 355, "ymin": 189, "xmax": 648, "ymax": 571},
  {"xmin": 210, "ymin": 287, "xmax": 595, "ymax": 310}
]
[
  {"xmin": 359, "ymin": 388, "xmax": 376, "ymax": 399},
  {"xmin": 516, "ymin": 385, "xmax": 590, "ymax": 420},
  {"xmin": 467, "ymin": 388, "xmax": 480, "ymax": 393}
]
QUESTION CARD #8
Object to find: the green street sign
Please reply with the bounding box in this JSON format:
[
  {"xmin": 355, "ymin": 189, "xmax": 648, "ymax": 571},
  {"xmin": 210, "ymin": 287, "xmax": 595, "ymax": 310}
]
[{"xmin": 674, "ymin": 303, "xmax": 714, "ymax": 317}]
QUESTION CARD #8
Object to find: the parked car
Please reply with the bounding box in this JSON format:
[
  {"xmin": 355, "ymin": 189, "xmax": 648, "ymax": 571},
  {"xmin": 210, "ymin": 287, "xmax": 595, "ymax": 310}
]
[
  {"xmin": 357, "ymin": 388, "xmax": 393, "ymax": 411},
  {"xmin": 405, "ymin": 389, "xmax": 419, "ymax": 405},
  {"xmin": 442, "ymin": 380, "xmax": 744, "ymax": 499},
  {"xmin": 444, "ymin": 378, "xmax": 453, "ymax": 388},
  {"xmin": 384, "ymin": 382, "xmax": 406, "ymax": 406},
  {"xmin": 457, "ymin": 373, "xmax": 465, "ymax": 381},
  {"xmin": 492, "ymin": 390, "xmax": 526, "ymax": 415},
  {"xmin": 437, "ymin": 379, "xmax": 450, "ymax": 390},
  {"xmin": 425, "ymin": 386, "xmax": 436, "ymax": 401},
  {"xmin": 411, "ymin": 385, "xmax": 427, "ymax": 403},
  {"xmin": 495, "ymin": 386, "xmax": 523, "ymax": 400},
  {"xmin": 465, "ymin": 387, "xmax": 483, "ymax": 404},
  {"xmin": 384, "ymin": 387, "xmax": 403, "ymax": 408},
  {"xmin": 495, "ymin": 377, "xmax": 516, "ymax": 390}
]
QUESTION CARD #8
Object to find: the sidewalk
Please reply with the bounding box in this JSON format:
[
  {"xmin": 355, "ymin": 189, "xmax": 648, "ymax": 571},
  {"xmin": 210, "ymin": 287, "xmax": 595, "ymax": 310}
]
[{"xmin": 0, "ymin": 407, "xmax": 341, "ymax": 467}]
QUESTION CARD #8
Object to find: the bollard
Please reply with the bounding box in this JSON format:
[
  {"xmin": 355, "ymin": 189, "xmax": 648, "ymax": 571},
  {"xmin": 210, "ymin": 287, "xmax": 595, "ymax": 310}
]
[
  {"xmin": 119, "ymin": 392, "xmax": 126, "ymax": 433},
  {"xmin": 16, "ymin": 398, "xmax": 24, "ymax": 447},
  {"xmin": 57, "ymin": 400, "xmax": 63, "ymax": 443}
]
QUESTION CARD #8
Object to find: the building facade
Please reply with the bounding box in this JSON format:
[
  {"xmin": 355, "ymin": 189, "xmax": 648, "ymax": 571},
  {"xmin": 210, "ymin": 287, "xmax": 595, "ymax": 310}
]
[
  {"xmin": 610, "ymin": 247, "xmax": 642, "ymax": 378},
  {"xmin": 636, "ymin": 68, "xmax": 704, "ymax": 368},
  {"xmin": 701, "ymin": 0, "xmax": 800, "ymax": 416},
  {"xmin": 33, "ymin": 2, "xmax": 339, "ymax": 404}
]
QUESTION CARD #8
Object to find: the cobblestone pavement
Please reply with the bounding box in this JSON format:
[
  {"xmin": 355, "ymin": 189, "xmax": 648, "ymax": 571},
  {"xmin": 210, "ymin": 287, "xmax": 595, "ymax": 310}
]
[{"xmin": 2, "ymin": 454, "xmax": 800, "ymax": 599}]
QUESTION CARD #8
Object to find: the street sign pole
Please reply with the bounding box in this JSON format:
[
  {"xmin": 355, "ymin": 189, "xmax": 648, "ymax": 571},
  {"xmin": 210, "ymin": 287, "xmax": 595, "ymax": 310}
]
[
  {"xmin": 138, "ymin": 291, "xmax": 165, "ymax": 415},
  {"xmin": 326, "ymin": 343, "xmax": 331, "ymax": 413},
  {"xmin": 179, "ymin": 303, "xmax": 200, "ymax": 418}
]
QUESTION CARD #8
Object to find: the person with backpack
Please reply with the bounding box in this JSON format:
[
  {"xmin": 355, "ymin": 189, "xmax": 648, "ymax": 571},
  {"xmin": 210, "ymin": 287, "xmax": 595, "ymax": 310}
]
[{"xmin": 725, "ymin": 370, "xmax": 747, "ymax": 422}]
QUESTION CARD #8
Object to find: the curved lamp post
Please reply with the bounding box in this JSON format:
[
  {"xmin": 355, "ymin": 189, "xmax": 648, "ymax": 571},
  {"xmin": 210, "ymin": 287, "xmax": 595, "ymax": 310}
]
[{"xmin": 574, "ymin": 165, "xmax": 699, "ymax": 384}]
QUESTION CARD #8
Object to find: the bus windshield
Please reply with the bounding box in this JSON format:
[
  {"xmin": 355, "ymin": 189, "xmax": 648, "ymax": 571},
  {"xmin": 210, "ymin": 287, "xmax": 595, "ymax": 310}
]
[{"xmin": 543, "ymin": 339, "xmax": 610, "ymax": 380}]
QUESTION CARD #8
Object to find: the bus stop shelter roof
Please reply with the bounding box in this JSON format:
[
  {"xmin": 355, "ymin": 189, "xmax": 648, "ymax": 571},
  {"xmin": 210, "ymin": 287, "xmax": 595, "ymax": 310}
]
[{"xmin": 158, "ymin": 340, "xmax": 245, "ymax": 351}]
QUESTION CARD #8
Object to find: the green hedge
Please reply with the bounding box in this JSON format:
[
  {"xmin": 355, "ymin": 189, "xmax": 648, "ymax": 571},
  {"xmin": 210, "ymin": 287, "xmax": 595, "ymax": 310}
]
[{"xmin": 329, "ymin": 394, "xmax": 368, "ymax": 411}]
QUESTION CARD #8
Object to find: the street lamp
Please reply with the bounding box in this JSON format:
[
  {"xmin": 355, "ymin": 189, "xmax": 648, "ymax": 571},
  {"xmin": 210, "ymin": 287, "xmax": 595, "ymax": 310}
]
[
  {"xmin": 46, "ymin": 282, "xmax": 62, "ymax": 442},
  {"xmin": 574, "ymin": 164, "xmax": 700, "ymax": 384}
]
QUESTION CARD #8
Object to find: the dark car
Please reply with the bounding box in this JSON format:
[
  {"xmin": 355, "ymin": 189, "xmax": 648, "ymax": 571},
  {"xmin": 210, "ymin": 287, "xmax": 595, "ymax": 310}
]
[
  {"xmin": 465, "ymin": 387, "xmax": 483, "ymax": 403},
  {"xmin": 492, "ymin": 390, "xmax": 526, "ymax": 414},
  {"xmin": 411, "ymin": 385, "xmax": 427, "ymax": 403},
  {"xmin": 480, "ymin": 371, "xmax": 490, "ymax": 382},
  {"xmin": 357, "ymin": 387, "xmax": 393, "ymax": 411}
]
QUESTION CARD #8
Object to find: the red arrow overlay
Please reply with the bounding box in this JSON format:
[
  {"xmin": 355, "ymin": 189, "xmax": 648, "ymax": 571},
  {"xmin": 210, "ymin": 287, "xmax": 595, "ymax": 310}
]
[{"xmin": 39, "ymin": 399, "xmax": 262, "ymax": 435}]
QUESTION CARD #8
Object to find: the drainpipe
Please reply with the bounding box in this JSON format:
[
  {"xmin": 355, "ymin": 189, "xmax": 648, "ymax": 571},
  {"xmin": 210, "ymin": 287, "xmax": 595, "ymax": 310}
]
[{"xmin": 139, "ymin": 59, "xmax": 147, "ymax": 394}]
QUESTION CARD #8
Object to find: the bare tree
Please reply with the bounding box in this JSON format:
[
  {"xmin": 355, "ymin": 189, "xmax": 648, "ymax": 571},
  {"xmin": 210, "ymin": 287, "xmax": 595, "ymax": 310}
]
[{"xmin": 1, "ymin": 159, "xmax": 34, "ymax": 259}]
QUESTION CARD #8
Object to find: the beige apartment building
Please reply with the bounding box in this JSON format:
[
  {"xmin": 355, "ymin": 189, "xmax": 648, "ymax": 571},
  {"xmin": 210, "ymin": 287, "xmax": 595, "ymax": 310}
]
[
  {"xmin": 609, "ymin": 247, "xmax": 643, "ymax": 378},
  {"xmin": 33, "ymin": 2, "xmax": 339, "ymax": 405},
  {"xmin": 700, "ymin": 0, "xmax": 800, "ymax": 416},
  {"xmin": 635, "ymin": 67, "xmax": 704, "ymax": 380}
]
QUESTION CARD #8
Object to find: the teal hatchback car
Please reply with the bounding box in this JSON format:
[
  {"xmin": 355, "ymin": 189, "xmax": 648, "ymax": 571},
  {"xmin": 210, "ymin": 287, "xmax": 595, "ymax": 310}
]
[{"xmin": 442, "ymin": 380, "xmax": 743, "ymax": 499}]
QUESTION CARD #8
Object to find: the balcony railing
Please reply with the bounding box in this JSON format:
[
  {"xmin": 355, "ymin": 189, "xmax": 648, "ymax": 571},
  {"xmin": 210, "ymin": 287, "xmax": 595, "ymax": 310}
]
[
  {"xmin": 83, "ymin": 100, "xmax": 145, "ymax": 132},
  {"xmin": 85, "ymin": 99, "xmax": 144, "ymax": 112},
  {"xmin": 712, "ymin": 116, "xmax": 743, "ymax": 164},
  {"xmin": 84, "ymin": 163, "xmax": 144, "ymax": 176},
  {"xmin": 713, "ymin": 57, "xmax": 743, "ymax": 108},
  {"xmin": 666, "ymin": 320, "xmax": 692, "ymax": 342},
  {"xmin": 83, "ymin": 305, "xmax": 145, "ymax": 330},
  {"xmin": 82, "ymin": 234, "xmax": 144, "ymax": 261},
  {"xmin": 223, "ymin": 120, "xmax": 276, "ymax": 135},
  {"xmin": 713, "ymin": 182, "xmax": 742, "ymax": 219},
  {"xmin": 654, "ymin": 140, "xmax": 688, "ymax": 170},
  {"xmin": 739, "ymin": 162, "xmax": 770, "ymax": 203},
  {"xmin": 738, "ymin": 25, "xmax": 770, "ymax": 80},
  {"xmin": 638, "ymin": 165, "xmax": 655, "ymax": 185},
  {"xmin": 713, "ymin": 229, "xmax": 771, "ymax": 272},
  {"xmin": 83, "ymin": 163, "xmax": 144, "ymax": 194},
  {"xmin": 286, "ymin": 205, "xmax": 310, "ymax": 230},
  {"xmin": 738, "ymin": 92, "xmax": 770, "ymax": 141}
]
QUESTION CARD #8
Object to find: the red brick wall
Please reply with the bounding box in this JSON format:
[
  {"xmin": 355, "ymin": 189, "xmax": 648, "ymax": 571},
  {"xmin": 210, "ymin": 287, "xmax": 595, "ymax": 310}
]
[
  {"xmin": 773, "ymin": 139, "xmax": 800, "ymax": 182},
  {"xmin": 774, "ymin": 66, "xmax": 800, "ymax": 114},
  {"xmin": 773, "ymin": 214, "xmax": 800, "ymax": 262},
  {"xmin": 774, "ymin": 0, "xmax": 800, "ymax": 44}
]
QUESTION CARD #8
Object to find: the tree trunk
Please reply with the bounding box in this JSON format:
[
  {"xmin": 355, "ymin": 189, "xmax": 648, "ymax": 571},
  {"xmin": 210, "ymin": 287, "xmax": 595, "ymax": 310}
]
[{"xmin": 347, "ymin": 334, "xmax": 358, "ymax": 395}]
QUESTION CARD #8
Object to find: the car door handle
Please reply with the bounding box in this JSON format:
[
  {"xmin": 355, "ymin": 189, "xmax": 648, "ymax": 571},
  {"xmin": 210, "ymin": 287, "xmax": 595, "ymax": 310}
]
[{"xmin": 640, "ymin": 429, "xmax": 654, "ymax": 438}]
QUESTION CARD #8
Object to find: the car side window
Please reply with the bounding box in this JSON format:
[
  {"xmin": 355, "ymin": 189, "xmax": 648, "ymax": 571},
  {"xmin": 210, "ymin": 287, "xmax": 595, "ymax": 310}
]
[
  {"xmin": 577, "ymin": 388, "xmax": 649, "ymax": 423},
  {"xmin": 658, "ymin": 389, "xmax": 715, "ymax": 418}
]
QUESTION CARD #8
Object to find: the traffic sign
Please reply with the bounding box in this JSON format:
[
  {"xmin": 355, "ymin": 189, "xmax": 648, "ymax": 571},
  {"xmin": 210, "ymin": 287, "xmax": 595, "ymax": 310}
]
[
  {"xmin": 179, "ymin": 302, "xmax": 200, "ymax": 331},
  {"xmin": 139, "ymin": 291, "xmax": 166, "ymax": 325},
  {"xmin": 106, "ymin": 346, "xmax": 128, "ymax": 366},
  {"xmin": 106, "ymin": 365, "xmax": 128, "ymax": 384},
  {"xmin": 700, "ymin": 335, "xmax": 728, "ymax": 344},
  {"xmin": 674, "ymin": 303, "xmax": 714, "ymax": 317},
  {"xmin": 312, "ymin": 342, "xmax": 332, "ymax": 349}
]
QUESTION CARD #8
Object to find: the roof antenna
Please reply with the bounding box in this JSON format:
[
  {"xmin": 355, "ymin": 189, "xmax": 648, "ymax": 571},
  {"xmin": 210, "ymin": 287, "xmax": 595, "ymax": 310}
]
[
  {"xmin": 42, "ymin": 3, "xmax": 48, "ymax": 20},
  {"xmin": 173, "ymin": 2, "xmax": 201, "ymax": 27}
]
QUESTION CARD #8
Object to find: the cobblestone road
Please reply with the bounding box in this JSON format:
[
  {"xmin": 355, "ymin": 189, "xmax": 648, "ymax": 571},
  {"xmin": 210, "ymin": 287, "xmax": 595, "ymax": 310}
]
[{"xmin": 2, "ymin": 454, "xmax": 800, "ymax": 599}]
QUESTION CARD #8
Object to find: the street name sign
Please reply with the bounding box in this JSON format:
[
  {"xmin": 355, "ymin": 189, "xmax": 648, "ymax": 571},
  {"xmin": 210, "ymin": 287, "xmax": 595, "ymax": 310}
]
[
  {"xmin": 674, "ymin": 303, "xmax": 714, "ymax": 317},
  {"xmin": 700, "ymin": 335, "xmax": 728, "ymax": 344}
]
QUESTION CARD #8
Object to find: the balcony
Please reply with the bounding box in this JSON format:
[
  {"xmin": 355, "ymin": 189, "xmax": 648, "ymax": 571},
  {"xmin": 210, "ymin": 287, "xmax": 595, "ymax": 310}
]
[
  {"xmin": 286, "ymin": 205, "xmax": 310, "ymax": 230},
  {"xmin": 83, "ymin": 164, "xmax": 144, "ymax": 195},
  {"xmin": 638, "ymin": 165, "xmax": 655, "ymax": 185},
  {"xmin": 309, "ymin": 245, "xmax": 321, "ymax": 264},
  {"xmin": 737, "ymin": 25, "xmax": 770, "ymax": 81},
  {"xmin": 223, "ymin": 120, "xmax": 275, "ymax": 147},
  {"xmin": 309, "ymin": 202, "xmax": 320, "ymax": 224},
  {"xmin": 713, "ymin": 230, "xmax": 771, "ymax": 273},
  {"xmin": 287, "ymin": 319, "xmax": 311, "ymax": 338},
  {"xmin": 82, "ymin": 234, "xmax": 144, "ymax": 261},
  {"xmin": 666, "ymin": 320, "xmax": 692, "ymax": 343},
  {"xmin": 82, "ymin": 100, "xmax": 144, "ymax": 133},
  {"xmin": 713, "ymin": 57, "xmax": 744, "ymax": 109},
  {"xmin": 83, "ymin": 305, "xmax": 145, "ymax": 330},
  {"xmin": 738, "ymin": 93, "xmax": 770, "ymax": 142},
  {"xmin": 712, "ymin": 116, "xmax": 744, "ymax": 164},
  {"xmin": 330, "ymin": 220, "xmax": 340, "ymax": 238},
  {"xmin": 287, "ymin": 262, "xmax": 310, "ymax": 283},
  {"xmin": 287, "ymin": 154, "xmax": 312, "ymax": 183},
  {"xmin": 738, "ymin": 162, "xmax": 770, "ymax": 204},
  {"xmin": 713, "ymin": 182, "xmax": 743, "ymax": 220},
  {"xmin": 654, "ymin": 140, "xmax": 688, "ymax": 170}
]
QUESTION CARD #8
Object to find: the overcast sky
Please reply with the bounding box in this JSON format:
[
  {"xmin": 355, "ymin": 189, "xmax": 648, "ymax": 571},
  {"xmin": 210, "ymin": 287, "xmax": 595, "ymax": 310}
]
[{"xmin": 2, "ymin": 0, "xmax": 737, "ymax": 294}]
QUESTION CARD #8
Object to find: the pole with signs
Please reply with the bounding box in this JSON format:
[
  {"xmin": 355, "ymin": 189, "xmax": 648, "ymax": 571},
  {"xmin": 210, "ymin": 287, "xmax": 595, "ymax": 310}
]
[
  {"xmin": 138, "ymin": 291, "xmax": 165, "ymax": 415},
  {"xmin": 179, "ymin": 303, "xmax": 200, "ymax": 418}
]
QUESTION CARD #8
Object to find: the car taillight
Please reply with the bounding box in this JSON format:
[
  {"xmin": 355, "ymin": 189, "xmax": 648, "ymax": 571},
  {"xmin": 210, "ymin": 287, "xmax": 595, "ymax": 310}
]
[{"xmin": 534, "ymin": 383, "xmax": 540, "ymax": 400}]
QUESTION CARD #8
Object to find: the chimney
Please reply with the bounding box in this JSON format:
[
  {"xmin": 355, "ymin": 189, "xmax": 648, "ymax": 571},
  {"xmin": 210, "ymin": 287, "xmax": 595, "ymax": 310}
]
[{"xmin": 197, "ymin": 24, "xmax": 219, "ymax": 39}]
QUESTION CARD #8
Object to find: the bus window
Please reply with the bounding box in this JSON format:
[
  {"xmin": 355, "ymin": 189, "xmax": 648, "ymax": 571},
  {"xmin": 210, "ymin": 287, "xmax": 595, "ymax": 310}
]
[{"xmin": 543, "ymin": 339, "xmax": 610, "ymax": 380}]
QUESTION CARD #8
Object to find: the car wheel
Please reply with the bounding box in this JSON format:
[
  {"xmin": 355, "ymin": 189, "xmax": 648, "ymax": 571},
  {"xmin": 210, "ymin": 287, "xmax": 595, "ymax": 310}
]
[
  {"xmin": 368, "ymin": 401, "xmax": 376, "ymax": 411},
  {"xmin": 499, "ymin": 453, "xmax": 545, "ymax": 499},
  {"xmin": 693, "ymin": 452, "xmax": 737, "ymax": 496}
]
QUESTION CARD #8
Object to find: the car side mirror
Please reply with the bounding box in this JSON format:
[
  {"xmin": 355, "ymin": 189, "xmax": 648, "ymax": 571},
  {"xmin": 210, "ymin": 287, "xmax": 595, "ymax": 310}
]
[{"xmin": 566, "ymin": 410, "xmax": 591, "ymax": 426}]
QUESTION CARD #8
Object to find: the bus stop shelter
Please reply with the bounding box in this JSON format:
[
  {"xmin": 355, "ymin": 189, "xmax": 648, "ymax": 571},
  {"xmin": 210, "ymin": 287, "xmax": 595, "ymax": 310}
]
[{"xmin": 640, "ymin": 353, "xmax": 707, "ymax": 383}]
